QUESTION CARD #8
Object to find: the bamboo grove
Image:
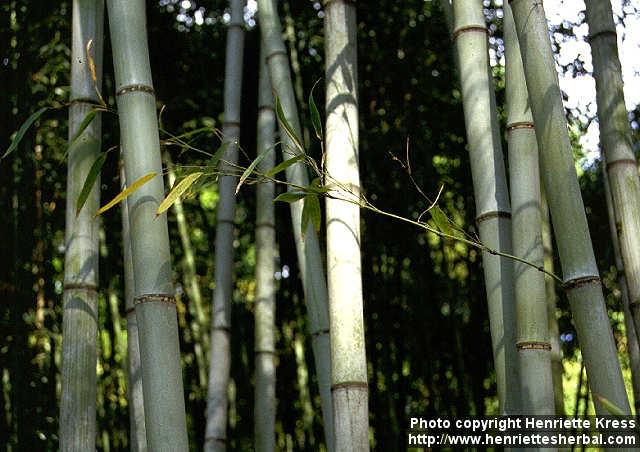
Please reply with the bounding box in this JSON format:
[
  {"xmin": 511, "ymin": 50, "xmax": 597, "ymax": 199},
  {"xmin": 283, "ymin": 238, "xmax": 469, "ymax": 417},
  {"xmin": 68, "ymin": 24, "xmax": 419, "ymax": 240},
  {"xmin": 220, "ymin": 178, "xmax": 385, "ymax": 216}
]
[{"xmin": 1, "ymin": 0, "xmax": 640, "ymax": 449}]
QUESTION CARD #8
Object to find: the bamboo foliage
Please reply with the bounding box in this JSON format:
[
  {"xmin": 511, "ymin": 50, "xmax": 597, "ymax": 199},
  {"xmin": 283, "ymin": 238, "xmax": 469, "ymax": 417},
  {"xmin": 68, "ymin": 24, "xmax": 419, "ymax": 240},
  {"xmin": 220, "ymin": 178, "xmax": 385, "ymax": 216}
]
[
  {"xmin": 504, "ymin": 4, "xmax": 554, "ymax": 415},
  {"xmin": 60, "ymin": 0, "xmax": 103, "ymax": 449},
  {"xmin": 106, "ymin": 0, "xmax": 189, "ymax": 449},
  {"xmin": 205, "ymin": 1, "xmax": 245, "ymax": 450},
  {"xmin": 257, "ymin": 0, "xmax": 334, "ymax": 447},
  {"xmin": 510, "ymin": 0, "xmax": 630, "ymax": 415},
  {"xmin": 121, "ymin": 169, "xmax": 148, "ymax": 452},
  {"xmin": 254, "ymin": 44, "xmax": 277, "ymax": 452},
  {"xmin": 585, "ymin": 0, "xmax": 640, "ymax": 352},
  {"xmin": 451, "ymin": 0, "xmax": 519, "ymax": 414},
  {"xmin": 324, "ymin": 0, "xmax": 369, "ymax": 449}
]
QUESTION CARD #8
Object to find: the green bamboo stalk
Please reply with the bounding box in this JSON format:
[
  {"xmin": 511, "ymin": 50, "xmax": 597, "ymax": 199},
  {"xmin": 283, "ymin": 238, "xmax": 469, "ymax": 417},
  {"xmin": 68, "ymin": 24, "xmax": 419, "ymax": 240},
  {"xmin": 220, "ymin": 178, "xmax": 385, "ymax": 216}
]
[
  {"xmin": 585, "ymin": 0, "xmax": 640, "ymax": 357},
  {"xmin": 205, "ymin": 1, "xmax": 245, "ymax": 450},
  {"xmin": 257, "ymin": 0, "xmax": 334, "ymax": 447},
  {"xmin": 541, "ymin": 191, "xmax": 566, "ymax": 415},
  {"xmin": 254, "ymin": 43, "xmax": 277, "ymax": 452},
  {"xmin": 121, "ymin": 167, "xmax": 148, "ymax": 452},
  {"xmin": 106, "ymin": 0, "xmax": 189, "ymax": 449},
  {"xmin": 504, "ymin": 4, "xmax": 554, "ymax": 415},
  {"xmin": 60, "ymin": 1, "xmax": 103, "ymax": 448},
  {"xmin": 324, "ymin": 0, "xmax": 369, "ymax": 449},
  {"xmin": 165, "ymin": 152, "xmax": 209, "ymax": 388},
  {"xmin": 451, "ymin": 0, "xmax": 519, "ymax": 414},
  {"xmin": 510, "ymin": 0, "xmax": 631, "ymax": 415},
  {"xmin": 604, "ymin": 169, "xmax": 640, "ymax": 413}
]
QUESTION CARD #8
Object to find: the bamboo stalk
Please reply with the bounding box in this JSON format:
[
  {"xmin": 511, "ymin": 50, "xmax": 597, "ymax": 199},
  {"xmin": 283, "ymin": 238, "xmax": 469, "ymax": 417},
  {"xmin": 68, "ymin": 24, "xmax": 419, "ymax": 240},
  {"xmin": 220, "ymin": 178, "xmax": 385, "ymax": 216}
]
[
  {"xmin": 254, "ymin": 43, "xmax": 277, "ymax": 452},
  {"xmin": 541, "ymin": 191, "xmax": 566, "ymax": 415},
  {"xmin": 205, "ymin": 1, "xmax": 245, "ymax": 450},
  {"xmin": 257, "ymin": 0, "xmax": 334, "ymax": 447},
  {"xmin": 451, "ymin": 0, "xmax": 519, "ymax": 414},
  {"xmin": 585, "ymin": 0, "xmax": 640, "ymax": 363},
  {"xmin": 121, "ymin": 169, "xmax": 148, "ymax": 452},
  {"xmin": 510, "ymin": 0, "xmax": 631, "ymax": 415},
  {"xmin": 324, "ymin": 0, "xmax": 369, "ymax": 449},
  {"xmin": 60, "ymin": 1, "xmax": 103, "ymax": 448},
  {"xmin": 106, "ymin": 0, "xmax": 189, "ymax": 448},
  {"xmin": 504, "ymin": 4, "xmax": 554, "ymax": 415},
  {"xmin": 165, "ymin": 152, "xmax": 209, "ymax": 388},
  {"xmin": 603, "ymin": 169, "xmax": 640, "ymax": 413}
]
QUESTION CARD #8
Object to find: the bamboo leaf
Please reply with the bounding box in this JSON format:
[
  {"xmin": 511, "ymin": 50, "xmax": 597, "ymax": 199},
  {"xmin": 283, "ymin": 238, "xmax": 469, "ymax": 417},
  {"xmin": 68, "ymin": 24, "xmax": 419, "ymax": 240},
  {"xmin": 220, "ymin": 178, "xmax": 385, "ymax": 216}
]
[
  {"xmin": 207, "ymin": 142, "xmax": 229, "ymax": 168},
  {"xmin": 430, "ymin": 206, "xmax": 464, "ymax": 239},
  {"xmin": 301, "ymin": 194, "xmax": 321, "ymax": 233},
  {"xmin": 156, "ymin": 172, "xmax": 203, "ymax": 216},
  {"xmin": 274, "ymin": 94, "xmax": 305, "ymax": 154},
  {"xmin": 274, "ymin": 191, "xmax": 307, "ymax": 203},
  {"xmin": 594, "ymin": 394, "xmax": 625, "ymax": 416},
  {"xmin": 307, "ymin": 176, "xmax": 329, "ymax": 194},
  {"xmin": 265, "ymin": 154, "xmax": 305, "ymax": 178},
  {"xmin": 309, "ymin": 80, "xmax": 323, "ymax": 140},
  {"xmin": 236, "ymin": 148, "xmax": 273, "ymax": 194},
  {"xmin": 2, "ymin": 107, "xmax": 49, "ymax": 159},
  {"xmin": 95, "ymin": 172, "xmax": 157, "ymax": 217},
  {"xmin": 69, "ymin": 110, "xmax": 97, "ymax": 148},
  {"xmin": 76, "ymin": 152, "xmax": 108, "ymax": 216}
]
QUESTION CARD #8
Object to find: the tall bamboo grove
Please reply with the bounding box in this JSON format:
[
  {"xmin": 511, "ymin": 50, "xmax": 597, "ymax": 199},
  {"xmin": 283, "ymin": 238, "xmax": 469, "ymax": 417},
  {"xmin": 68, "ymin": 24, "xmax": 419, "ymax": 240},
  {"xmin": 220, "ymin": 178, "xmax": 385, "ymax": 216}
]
[
  {"xmin": 324, "ymin": 0, "xmax": 369, "ymax": 449},
  {"xmin": 510, "ymin": 0, "xmax": 631, "ymax": 415},
  {"xmin": 451, "ymin": 0, "xmax": 519, "ymax": 414},
  {"xmin": 585, "ymin": 0, "xmax": 640, "ymax": 342},
  {"xmin": 205, "ymin": 1, "xmax": 245, "ymax": 450},
  {"xmin": 60, "ymin": 0, "xmax": 103, "ymax": 448},
  {"xmin": 504, "ymin": 4, "xmax": 554, "ymax": 415},
  {"xmin": 106, "ymin": 0, "xmax": 189, "ymax": 449},
  {"xmin": 257, "ymin": 0, "xmax": 334, "ymax": 447},
  {"xmin": 254, "ymin": 45, "xmax": 277, "ymax": 452}
]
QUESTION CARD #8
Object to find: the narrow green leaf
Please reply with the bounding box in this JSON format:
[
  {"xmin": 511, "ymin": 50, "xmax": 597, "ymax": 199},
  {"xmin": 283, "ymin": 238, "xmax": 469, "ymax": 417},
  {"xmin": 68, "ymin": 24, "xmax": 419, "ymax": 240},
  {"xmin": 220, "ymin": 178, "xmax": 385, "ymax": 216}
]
[
  {"xmin": 594, "ymin": 394, "xmax": 625, "ymax": 416},
  {"xmin": 2, "ymin": 107, "xmax": 49, "ymax": 159},
  {"xmin": 301, "ymin": 194, "xmax": 321, "ymax": 233},
  {"xmin": 236, "ymin": 148, "xmax": 273, "ymax": 194},
  {"xmin": 307, "ymin": 176, "xmax": 329, "ymax": 194},
  {"xmin": 265, "ymin": 154, "xmax": 305, "ymax": 178},
  {"xmin": 274, "ymin": 191, "xmax": 307, "ymax": 203},
  {"xmin": 274, "ymin": 95, "xmax": 305, "ymax": 154},
  {"xmin": 207, "ymin": 142, "xmax": 229, "ymax": 168},
  {"xmin": 96, "ymin": 172, "xmax": 157, "ymax": 217},
  {"xmin": 156, "ymin": 172, "xmax": 203, "ymax": 216},
  {"xmin": 430, "ymin": 206, "xmax": 464, "ymax": 239},
  {"xmin": 69, "ymin": 110, "xmax": 97, "ymax": 147},
  {"xmin": 76, "ymin": 152, "xmax": 108, "ymax": 216},
  {"xmin": 309, "ymin": 80, "xmax": 323, "ymax": 140}
]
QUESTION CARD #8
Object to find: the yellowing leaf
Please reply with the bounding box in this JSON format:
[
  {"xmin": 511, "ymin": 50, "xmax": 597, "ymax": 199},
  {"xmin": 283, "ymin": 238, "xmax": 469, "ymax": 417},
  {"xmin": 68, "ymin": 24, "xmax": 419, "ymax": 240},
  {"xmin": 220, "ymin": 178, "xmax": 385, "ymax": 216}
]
[
  {"xmin": 95, "ymin": 172, "xmax": 157, "ymax": 217},
  {"xmin": 156, "ymin": 172, "xmax": 203, "ymax": 216}
]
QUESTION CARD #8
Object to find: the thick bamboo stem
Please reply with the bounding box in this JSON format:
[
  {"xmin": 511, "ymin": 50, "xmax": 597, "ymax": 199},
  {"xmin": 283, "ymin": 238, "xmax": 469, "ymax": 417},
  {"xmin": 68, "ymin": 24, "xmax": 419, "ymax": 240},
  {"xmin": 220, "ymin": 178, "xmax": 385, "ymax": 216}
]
[
  {"xmin": 541, "ymin": 191, "xmax": 566, "ymax": 415},
  {"xmin": 451, "ymin": 0, "xmax": 519, "ymax": 414},
  {"xmin": 324, "ymin": 0, "xmax": 369, "ymax": 450},
  {"xmin": 121, "ymin": 170, "xmax": 148, "ymax": 452},
  {"xmin": 257, "ymin": 0, "xmax": 333, "ymax": 447},
  {"xmin": 254, "ymin": 44, "xmax": 277, "ymax": 452},
  {"xmin": 585, "ymin": 0, "xmax": 640, "ymax": 359},
  {"xmin": 106, "ymin": 0, "xmax": 189, "ymax": 448},
  {"xmin": 205, "ymin": 1, "xmax": 245, "ymax": 450},
  {"xmin": 604, "ymin": 169, "xmax": 640, "ymax": 412},
  {"xmin": 60, "ymin": 1, "xmax": 103, "ymax": 448},
  {"xmin": 510, "ymin": 0, "xmax": 631, "ymax": 416},
  {"xmin": 504, "ymin": 4, "xmax": 554, "ymax": 415}
]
